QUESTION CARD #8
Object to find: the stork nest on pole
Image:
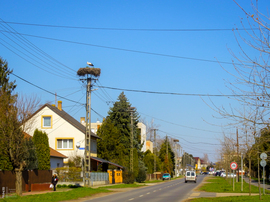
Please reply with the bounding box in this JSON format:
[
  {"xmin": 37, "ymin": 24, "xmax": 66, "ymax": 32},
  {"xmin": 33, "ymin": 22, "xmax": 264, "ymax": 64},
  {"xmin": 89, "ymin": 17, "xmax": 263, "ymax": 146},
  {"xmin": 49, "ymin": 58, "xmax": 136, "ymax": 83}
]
[{"xmin": 77, "ymin": 67, "xmax": 101, "ymax": 77}]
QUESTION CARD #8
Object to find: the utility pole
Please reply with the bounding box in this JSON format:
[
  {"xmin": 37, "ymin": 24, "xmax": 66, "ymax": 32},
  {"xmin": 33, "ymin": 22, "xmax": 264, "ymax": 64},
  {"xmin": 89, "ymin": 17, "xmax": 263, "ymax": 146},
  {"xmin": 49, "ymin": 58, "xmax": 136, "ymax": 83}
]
[
  {"xmin": 129, "ymin": 107, "xmax": 135, "ymax": 172},
  {"xmin": 77, "ymin": 62, "xmax": 100, "ymax": 187},
  {"xmin": 153, "ymin": 129, "xmax": 157, "ymax": 175},
  {"xmin": 174, "ymin": 139, "xmax": 179, "ymax": 177},
  {"xmin": 84, "ymin": 75, "xmax": 92, "ymax": 186},
  {"xmin": 236, "ymin": 128, "xmax": 239, "ymax": 182},
  {"xmin": 166, "ymin": 135, "xmax": 168, "ymax": 160}
]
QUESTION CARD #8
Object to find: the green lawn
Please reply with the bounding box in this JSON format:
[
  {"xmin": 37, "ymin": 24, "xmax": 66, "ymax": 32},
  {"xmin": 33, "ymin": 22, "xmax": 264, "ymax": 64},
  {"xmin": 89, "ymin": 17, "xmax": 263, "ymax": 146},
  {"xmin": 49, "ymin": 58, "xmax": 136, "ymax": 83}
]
[
  {"xmin": 191, "ymin": 195, "xmax": 270, "ymax": 202},
  {"xmin": 0, "ymin": 183, "xmax": 148, "ymax": 202},
  {"xmin": 0, "ymin": 187, "xmax": 110, "ymax": 202},
  {"xmin": 199, "ymin": 177, "xmax": 269, "ymax": 193}
]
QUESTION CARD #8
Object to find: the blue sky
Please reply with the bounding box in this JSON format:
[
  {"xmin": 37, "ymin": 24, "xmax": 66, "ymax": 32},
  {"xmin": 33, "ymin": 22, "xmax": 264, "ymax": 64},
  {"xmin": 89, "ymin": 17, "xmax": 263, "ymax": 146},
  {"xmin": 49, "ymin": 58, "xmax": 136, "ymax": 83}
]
[{"xmin": 1, "ymin": 0, "xmax": 269, "ymax": 162}]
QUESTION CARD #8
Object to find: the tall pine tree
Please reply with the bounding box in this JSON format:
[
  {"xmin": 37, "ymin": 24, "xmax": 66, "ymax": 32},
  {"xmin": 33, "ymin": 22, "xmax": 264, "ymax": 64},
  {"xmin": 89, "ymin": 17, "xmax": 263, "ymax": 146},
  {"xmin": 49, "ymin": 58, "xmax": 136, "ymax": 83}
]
[
  {"xmin": 97, "ymin": 92, "xmax": 143, "ymax": 175},
  {"xmin": 32, "ymin": 129, "xmax": 50, "ymax": 170},
  {"xmin": 159, "ymin": 137, "xmax": 175, "ymax": 175}
]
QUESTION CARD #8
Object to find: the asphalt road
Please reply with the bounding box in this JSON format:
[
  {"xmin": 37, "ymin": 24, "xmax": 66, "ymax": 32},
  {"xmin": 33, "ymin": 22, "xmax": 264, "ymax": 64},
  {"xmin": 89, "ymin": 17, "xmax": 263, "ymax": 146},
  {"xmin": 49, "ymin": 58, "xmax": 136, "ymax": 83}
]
[{"xmin": 86, "ymin": 176, "xmax": 205, "ymax": 202}]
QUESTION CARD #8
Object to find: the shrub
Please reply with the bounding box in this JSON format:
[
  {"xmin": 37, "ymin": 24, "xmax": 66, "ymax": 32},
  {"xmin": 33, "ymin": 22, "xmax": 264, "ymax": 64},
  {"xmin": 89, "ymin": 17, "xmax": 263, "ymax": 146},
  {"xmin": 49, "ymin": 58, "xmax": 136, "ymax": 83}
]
[
  {"xmin": 123, "ymin": 170, "xmax": 135, "ymax": 184},
  {"xmin": 55, "ymin": 167, "xmax": 82, "ymax": 182},
  {"xmin": 136, "ymin": 169, "xmax": 146, "ymax": 183}
]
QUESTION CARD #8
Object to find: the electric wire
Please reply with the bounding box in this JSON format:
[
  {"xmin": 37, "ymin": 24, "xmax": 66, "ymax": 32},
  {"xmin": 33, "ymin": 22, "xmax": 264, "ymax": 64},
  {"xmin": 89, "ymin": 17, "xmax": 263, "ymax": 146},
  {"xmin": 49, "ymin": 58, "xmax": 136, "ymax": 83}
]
[
  {"xmin": 159, "ymin": 129, "xmax": 221, "ymax": 145},
  {"xmin": 0, "ymin": 36, "xmax": 75, "ymax": 79},
  {"xmin": 3, "ymin": 21, "xmax": 253, "ymax": 32},
  {"xmin": 95, "ymin": 85, "xmax": 256, "ymax": 97},
  {"xmin": 11, "ymin": 72, "xmax": 104, "ymax": 118},
  {"xmin": 0, "ymin": 41, "xmax": 76, "ymax": 80},
  {"xmin": 0, "ymin": 18, "xmax": 77, "ymax": 74},
  {"xmin": 0, "ymin": 29, "xmax": 246, "ymax": 66},
  {"xmin": 0, "ymin": 19, "xmax": 77, "ymax": 79}
]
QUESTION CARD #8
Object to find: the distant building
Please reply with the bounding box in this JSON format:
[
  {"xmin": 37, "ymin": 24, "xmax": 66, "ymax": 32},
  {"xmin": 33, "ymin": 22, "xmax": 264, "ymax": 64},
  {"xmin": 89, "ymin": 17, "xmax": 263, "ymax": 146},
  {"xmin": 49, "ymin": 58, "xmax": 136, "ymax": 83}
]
[
  {"xmin": 193, "ymin": 157, "xmax": 201, "ymax": 170},
  {"xmin": 81, "ymin": 118, "xmax": 147, "ymax": 152},
  {"xmin": 146, "ymin": 140, "xmax": 153, "ymax": 153},
  {"xmin": 137, "ymin": 122, "xmax": 147, "ymax": 152}
]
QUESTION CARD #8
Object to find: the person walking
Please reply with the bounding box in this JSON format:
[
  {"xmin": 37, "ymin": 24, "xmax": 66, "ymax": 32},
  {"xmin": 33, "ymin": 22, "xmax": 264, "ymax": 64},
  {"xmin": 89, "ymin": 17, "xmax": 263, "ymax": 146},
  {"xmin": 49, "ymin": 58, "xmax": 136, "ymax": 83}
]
[{"xmin": 51, "ymin": 174, "xmax": 58, "ymax": 191}]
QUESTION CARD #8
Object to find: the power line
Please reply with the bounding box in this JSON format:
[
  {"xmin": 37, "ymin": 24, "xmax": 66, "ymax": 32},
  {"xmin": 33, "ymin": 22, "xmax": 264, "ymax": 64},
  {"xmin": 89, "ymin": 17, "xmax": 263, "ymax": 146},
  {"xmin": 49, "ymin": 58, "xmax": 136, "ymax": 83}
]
[
  {"xmin": 11, "ymin": 72, "xmax": 104, "ymax": 118},
  {"xmin": 94, "ymin": 85, "xmax": 254, "ymax": 97},
  {"xmin": 0, "ymin": 19, "xmax": 77, "ymax": 79},
  {"xmin": 2, "ymin": 21, "xmax": 253, "ymax": 32},
  {"xmin": 159, "ymin": 130, "xmax": 221, "ymax": 145},
  {"xmin": 0, "ymin": 29, "xmax": 243, "ymax": 66}
]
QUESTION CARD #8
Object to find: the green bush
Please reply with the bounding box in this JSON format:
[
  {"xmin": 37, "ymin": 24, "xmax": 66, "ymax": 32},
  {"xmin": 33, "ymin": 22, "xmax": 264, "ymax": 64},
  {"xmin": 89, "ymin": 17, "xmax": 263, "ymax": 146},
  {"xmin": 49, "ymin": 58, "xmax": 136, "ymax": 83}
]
[
  {"xmin": 123, "ymin": 170, "xmax": 135, "ymax": 184},
  {"xmin": 55, "ymin": 167, "xmax": 82, "ymax": 182},
  {"xmin": 136, "ymin": 168, "xmax": 146, "ymax": 183}
]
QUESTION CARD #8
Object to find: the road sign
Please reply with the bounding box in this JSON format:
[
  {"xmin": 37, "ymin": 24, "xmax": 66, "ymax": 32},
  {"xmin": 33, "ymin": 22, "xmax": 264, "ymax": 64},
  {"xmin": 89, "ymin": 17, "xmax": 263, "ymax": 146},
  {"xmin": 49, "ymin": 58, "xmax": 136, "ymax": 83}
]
[
  {"xmin": 260, "ymin": 152, "xmax": 267, "ymax": 160},
  {"xmin": 260, "ymin": 159, "xmax": 266, "ymax": 167},
  {"xmin": 230, "ymin": 162, "xmax": 238, "ymax": 170}
]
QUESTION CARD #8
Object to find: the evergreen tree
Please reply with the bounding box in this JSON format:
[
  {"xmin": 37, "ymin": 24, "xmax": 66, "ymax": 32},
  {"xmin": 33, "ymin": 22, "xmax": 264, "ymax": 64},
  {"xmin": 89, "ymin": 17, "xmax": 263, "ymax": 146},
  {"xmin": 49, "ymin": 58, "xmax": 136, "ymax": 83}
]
[
  {"xmin": 0, "ymin": 57, "xmax": 16, "ymax": 95},
  {"xmin": 24, "ymin": 137, "xmax": 38, "ymax": 170},
  {"xmin": 159, "ymin": 137, "xmax": 175, "ymax": 175},
  {"xmin": 98, "ymin": 92, "xmax": 143, "ymax": 175},
  {"xmin": 143, "ymin": 150, "xmax": 161, "ymax": 174},
  {"xmin": 32, "ymin": 129, "xmax": 50, "ymax": 170}
]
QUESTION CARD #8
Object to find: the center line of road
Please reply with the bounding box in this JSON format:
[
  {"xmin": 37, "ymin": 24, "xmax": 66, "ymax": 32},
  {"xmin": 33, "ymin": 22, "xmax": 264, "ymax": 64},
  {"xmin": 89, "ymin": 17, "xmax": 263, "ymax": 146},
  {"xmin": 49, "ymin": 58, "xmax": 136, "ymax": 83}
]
[
  {"xmin": 139, "ymin": 195, "xmax": 144, "ymax": 197},
  {"xmin": 147, "ymin": 192, "xmax": 150, "ymax": 194},
  {"xmin": 153, "ymin": 190, "xmax": 156, "ymax": 192},
  {"xmin": 129, "ymin": 198, "xmax": 134, "ymax": 201}
]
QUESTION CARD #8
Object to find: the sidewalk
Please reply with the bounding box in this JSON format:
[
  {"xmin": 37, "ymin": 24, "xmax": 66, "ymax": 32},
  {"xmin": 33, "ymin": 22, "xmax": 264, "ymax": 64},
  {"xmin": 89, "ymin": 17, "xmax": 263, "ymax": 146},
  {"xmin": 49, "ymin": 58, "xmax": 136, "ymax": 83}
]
[
  {"xmin": 243, "ymin": 176, "xmax": 270, "ymax": 190},
  {"xmin": 185, "ymin": 175, "xmax": 268, "ymax": 200}
]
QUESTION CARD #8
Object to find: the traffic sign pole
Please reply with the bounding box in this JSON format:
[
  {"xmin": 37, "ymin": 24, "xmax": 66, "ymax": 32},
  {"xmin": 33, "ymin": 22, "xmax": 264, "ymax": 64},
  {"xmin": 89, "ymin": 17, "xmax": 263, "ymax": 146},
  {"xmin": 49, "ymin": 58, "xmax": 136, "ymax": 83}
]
[{"xmin": 260, "ymin": 153, "xmax": 267, "ymax": 195}]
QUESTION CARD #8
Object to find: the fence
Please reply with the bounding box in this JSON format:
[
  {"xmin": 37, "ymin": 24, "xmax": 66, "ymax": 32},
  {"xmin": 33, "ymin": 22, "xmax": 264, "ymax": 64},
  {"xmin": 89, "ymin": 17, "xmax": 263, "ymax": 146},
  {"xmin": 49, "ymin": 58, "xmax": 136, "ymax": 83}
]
[
  {"xmin": 55, "ymin": 167, "xmax": 110, "ymax": 186},
  {"xmin": 0, "ymin": 170, "xmax": 52, "ymax": 194},
  {"xmin": 146, "ymin": 173, "xmax": 162, "ymax": 181}
]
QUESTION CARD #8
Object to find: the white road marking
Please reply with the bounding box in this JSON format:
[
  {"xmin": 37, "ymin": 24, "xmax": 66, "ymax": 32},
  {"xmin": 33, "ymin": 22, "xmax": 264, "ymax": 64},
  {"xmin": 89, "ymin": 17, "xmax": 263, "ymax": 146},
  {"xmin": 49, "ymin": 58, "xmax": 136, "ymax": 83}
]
[
  {"xmin": 129, "ymin": 198, "xmax": 134, "ymax": 201},
  {"xmin": 139, "ymin": 195, "xmax": 144, "ymax": 197},
  {"xmin": 147, "ymin": 192, "xmax": 150, "ymax": 194}
]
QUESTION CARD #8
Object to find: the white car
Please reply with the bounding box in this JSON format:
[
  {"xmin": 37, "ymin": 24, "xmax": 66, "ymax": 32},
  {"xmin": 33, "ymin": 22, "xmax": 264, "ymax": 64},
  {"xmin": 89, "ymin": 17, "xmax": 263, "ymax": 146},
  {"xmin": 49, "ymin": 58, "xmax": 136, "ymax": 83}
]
[
  {"xmin": 220, "ymin": 172, "xmax": 226, "ymax": 177},
  {"xmin": 185, "ymin": 171, "xmax": 197, "ymax": 183}
]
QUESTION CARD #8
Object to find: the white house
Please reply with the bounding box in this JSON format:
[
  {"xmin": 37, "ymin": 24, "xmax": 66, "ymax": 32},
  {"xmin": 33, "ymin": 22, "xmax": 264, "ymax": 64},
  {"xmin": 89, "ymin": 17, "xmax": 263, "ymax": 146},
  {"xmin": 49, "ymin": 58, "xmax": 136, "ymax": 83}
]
[
  {"xmin": 137, "ymin": 122, "xmax": 147, "ymax": 152},
  {"xmin": 24, "ymin": 101, "xmax": 100, "ymax": 164}
]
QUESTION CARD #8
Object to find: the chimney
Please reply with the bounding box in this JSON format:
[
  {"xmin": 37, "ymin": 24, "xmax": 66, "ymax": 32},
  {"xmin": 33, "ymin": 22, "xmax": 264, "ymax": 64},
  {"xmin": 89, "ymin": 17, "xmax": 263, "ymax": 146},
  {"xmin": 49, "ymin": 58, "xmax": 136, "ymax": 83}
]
[
  {"xmin": 58, "ymin": 101, "xmax": 62, "ymax": 111},
  {"xmin": 80, "ymin": 117, "xmax": 85, "ymax": 124}
]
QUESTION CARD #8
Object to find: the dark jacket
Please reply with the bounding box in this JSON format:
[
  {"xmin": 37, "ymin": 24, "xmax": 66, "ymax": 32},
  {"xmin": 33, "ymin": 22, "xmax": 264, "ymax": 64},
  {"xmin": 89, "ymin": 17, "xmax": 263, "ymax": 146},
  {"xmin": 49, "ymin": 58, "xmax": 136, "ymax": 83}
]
[{"xmin": 51, "ymin": 176, "xmax": 58, "ymax": 185}]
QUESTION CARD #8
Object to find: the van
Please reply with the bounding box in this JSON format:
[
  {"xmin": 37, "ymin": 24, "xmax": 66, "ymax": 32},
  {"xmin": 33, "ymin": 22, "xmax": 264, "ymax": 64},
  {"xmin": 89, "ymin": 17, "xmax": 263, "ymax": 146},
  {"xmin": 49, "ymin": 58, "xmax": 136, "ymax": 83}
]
[{"xmin": 185, "ymin": 171, "xmax": 196, "ymax": 183}]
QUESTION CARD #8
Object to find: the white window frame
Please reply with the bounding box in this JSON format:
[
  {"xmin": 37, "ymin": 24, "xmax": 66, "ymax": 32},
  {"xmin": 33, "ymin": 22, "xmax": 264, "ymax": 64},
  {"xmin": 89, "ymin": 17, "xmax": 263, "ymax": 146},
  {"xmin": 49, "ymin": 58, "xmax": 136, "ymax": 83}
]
[
  {"xmin": 42, "ymin": 115, "xmax": 52, "ymax": 129},
  {"xmin": 57, "ymin": 138, "xmax": 74, "ymax": 150}
]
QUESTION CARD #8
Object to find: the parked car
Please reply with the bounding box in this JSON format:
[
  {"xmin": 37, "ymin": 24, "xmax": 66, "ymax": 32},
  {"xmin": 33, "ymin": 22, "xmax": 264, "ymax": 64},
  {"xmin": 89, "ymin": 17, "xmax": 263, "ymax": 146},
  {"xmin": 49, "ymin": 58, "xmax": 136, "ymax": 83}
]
[
  {"xmin": 185, "ymin": 171, "xmax": 197, "ymax": 183},
  {"xmin": 220, "ymin": 172, "xmax": 226, "ymax": 177},
  {"xmin": 217, "ymin": 171, "xmax": 225, "ymax": 176},
  {"xmin": 162, "ymin": 173, "xmax": 171, "ymax": 180}
]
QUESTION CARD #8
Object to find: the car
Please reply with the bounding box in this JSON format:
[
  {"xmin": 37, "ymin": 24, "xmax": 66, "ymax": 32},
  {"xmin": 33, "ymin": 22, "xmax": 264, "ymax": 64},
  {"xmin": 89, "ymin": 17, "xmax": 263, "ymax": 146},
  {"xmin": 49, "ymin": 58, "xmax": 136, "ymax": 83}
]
[
  {"xmin": 185, "ymin": 171, "xmax": 197, "ymax": 183},
  {"xmin": 162, "ymin": 173, "xmax": 171, "ymax": 180},
  {"xmin": 220, "ymin": 172, "xmax": 226, "ymax": 177}
]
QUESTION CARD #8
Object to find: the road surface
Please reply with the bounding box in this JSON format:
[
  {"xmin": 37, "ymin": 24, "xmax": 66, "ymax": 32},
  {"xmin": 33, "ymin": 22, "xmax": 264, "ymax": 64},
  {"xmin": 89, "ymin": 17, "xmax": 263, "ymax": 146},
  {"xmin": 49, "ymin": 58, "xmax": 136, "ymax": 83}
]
[{"xmin": 85, "ymin": 176, "xmax": 205, "ymax": 202}]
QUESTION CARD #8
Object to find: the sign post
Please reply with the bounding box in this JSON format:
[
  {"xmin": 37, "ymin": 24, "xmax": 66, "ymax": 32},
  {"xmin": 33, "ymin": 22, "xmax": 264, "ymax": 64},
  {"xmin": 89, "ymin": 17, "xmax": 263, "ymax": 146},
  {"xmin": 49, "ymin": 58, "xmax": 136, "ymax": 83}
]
[
  {"xmin": 260, "ymin": 152, "xmax": 267, "ymax": 195},
  {"xmin": 230, "ymin": 162, "xmax": 238, "ymax": 191}
]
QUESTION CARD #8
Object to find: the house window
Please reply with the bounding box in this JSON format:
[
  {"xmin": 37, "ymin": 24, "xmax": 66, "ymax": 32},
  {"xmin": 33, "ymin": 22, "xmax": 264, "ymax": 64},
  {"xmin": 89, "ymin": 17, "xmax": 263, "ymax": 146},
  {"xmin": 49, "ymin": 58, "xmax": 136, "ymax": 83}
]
[
  {"xmin": 42, "ymin": 116, "xmax": 52, "ymax": 128},
  {"xmin": 57, "ymin": 139, "xmax": 73, "ymax": 149},
  {"xmin": 91, "ymin": 139, "xmax": 97, "ymax": 153}
]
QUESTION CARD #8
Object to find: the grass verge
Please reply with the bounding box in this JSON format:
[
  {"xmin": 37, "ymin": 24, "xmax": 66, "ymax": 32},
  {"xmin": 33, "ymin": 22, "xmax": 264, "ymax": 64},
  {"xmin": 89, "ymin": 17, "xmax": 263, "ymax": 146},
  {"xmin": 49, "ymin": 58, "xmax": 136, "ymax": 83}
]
[
  {"xmin": 0, "ymin": 187, "xmax": 110, "ymax": 202},
  {"xmin": 199, "ymin": 177, "xmax": 270, "ymax": 193},
  {"xmin": 191, "ymin": 195, "xmax": 270, "ymax": 202}
]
